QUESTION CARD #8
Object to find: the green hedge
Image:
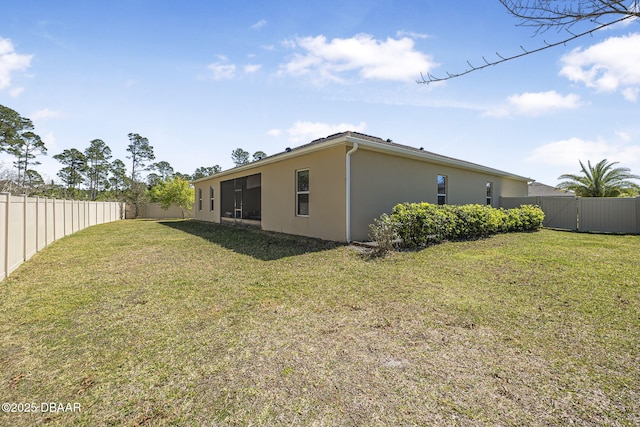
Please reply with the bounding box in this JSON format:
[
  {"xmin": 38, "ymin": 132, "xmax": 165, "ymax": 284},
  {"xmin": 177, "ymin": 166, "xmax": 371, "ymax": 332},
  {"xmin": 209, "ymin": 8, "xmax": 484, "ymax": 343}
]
[{"xmin": 383, "ymin": 202, "xmax": 544, "ymax": 247}]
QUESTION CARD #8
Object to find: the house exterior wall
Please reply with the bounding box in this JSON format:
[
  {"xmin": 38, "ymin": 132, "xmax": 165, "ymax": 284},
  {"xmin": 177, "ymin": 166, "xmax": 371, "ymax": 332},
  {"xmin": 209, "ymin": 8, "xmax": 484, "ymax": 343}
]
[
  {"xmin": 193, "ymin": 145, "xmax": 347, "ymax": 242},
  {"xmin": 348, "ymin": 148, "xmax": 528, "ymax": 241},
  {"xmin": 194, "ymin": 137, "xmax": 529, "ymax": 243}
]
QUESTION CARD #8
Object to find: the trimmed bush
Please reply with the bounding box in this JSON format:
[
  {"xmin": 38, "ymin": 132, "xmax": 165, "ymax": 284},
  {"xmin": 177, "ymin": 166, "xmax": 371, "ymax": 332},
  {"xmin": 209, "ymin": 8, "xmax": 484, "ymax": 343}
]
[
  {"xmin": 373, "ymin": 202, "xmax": 544, "ymax": 248},
  {"xmin": 518, "ymin": 204, "xmax": 546, "ymax": 231}
]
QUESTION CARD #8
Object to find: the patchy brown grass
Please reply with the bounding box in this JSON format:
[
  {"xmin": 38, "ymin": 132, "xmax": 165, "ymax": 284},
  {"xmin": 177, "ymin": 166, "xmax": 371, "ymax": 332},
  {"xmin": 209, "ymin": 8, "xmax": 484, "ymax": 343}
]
[{"xmin": 0, "ymin": 219, "xmax": 638, "ymax": 426}]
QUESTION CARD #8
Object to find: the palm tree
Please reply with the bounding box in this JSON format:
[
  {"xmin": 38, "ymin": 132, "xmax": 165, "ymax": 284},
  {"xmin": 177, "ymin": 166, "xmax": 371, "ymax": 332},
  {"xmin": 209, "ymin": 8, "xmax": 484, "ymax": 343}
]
[{"xmin": 556, "ymin": 159, "xmax": 640, "ymax": 197}]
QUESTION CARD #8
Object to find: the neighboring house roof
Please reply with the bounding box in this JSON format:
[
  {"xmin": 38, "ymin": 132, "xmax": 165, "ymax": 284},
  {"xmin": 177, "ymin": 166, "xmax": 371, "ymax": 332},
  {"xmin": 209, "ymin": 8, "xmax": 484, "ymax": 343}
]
[
  {"xmin": 193, "ymin": 131, "xmax": 532, "ymax": 183},
  {"xmin": 528, "ymin": 182, "xmax": 574, "ymax": 197}
]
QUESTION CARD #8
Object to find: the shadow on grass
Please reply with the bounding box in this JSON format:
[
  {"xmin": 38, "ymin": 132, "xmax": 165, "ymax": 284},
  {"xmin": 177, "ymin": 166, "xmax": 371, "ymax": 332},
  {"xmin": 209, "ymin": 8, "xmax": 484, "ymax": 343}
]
[{"xmin": 158, "ymin": 219, "xmax": 342, "ymax": 261}]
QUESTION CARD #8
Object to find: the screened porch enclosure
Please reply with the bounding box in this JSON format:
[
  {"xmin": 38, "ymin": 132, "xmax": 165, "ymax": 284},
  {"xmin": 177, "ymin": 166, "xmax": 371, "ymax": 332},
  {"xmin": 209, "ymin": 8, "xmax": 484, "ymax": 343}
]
[{"xmin": 220, "ymin": 173, "xmax": 261, "ymax": 224}]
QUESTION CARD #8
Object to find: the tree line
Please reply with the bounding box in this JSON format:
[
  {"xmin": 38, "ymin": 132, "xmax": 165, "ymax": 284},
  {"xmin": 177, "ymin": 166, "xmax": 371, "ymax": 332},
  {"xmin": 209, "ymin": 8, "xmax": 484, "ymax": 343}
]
[{"xmin": 0, "ymin": 104, "xmax": 269, "ymax": 217}]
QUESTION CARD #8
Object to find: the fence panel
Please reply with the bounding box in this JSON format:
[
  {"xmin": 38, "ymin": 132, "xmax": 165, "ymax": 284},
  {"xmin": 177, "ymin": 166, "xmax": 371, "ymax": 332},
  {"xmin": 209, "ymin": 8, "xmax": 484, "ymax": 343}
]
[
  {"xmin": 129, "ymin": 203, "xmax": 193, "ymax": 219},
  {"xmin": 97, "ymin": 202, "xmax": 104, "ymax": 224},
  {"xmin": 499, "ymin": 196, "xmax": 539, "ymax": 209},
  {"xmin": 541, "ymin": 197, "xmax": 577, "ymax": 231},
  {"xmin": 64, "ymin": 200, "xmax": 73, "ymax": 236},
  {"xmin": 25, "ymin": 197, "xmax": 38, "ymax": 260},
  {"xmin": 0, "ymin": 192, "xmax": 123, "ymax": 282},
  {"xmin": 45, "ymin": 198, "xmax": 55, "ymax": 246},
  {"xmin": 54, "ymin": 200, "xmax": 65, "ymax": 240},
  {"xmin": 579, "ymin": 197, "xmax": 638, "ymax": 234},
  {"xmin": 145, "ymin": 203, "xmax": 191, "ymax": 218},
  {"xmin": 88, "ymin": 203, "xmax": 97, "ymax": 227},
  {"xmin": 0, "ymin": 194, "xmax": 7, "ymax": 280},
  {"xmin": 37, "ymin": 198, "xmax": 47, "ymax": 251},
  {"xmin": 7, "ymin": 195, "xmax": 25, "ymax": 276},
  {"xmin": 501, "ymin": 196, "xmax": 639, "ymax": 234}
]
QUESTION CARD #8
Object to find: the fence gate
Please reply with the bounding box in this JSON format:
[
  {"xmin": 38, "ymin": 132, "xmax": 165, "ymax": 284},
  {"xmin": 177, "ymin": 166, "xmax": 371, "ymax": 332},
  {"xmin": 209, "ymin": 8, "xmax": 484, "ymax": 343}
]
[{"xmin": 500, "ymin": 196, "xmax": 640, "ymax": 234}]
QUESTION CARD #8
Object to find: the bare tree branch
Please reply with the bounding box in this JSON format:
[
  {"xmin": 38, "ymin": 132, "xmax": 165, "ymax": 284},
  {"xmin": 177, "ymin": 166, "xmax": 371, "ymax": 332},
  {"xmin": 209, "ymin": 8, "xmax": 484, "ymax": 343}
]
[{"xmin": 418, "ymin": 1, "xmax": 638, "ymax": 84}]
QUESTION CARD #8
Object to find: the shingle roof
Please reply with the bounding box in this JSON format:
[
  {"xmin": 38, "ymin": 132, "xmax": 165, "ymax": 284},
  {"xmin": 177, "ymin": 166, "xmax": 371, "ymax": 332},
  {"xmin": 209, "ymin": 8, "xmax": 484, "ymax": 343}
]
[
  {"xmin": 307, "ymin": 131, "xmax": 530, "ymax": 180},
  {"xmin": 528, "ymin": 182, "xmax": 574, "ymax": 196},
  {"xmin": 193, "ymin": 130, "xmax": 531, "ymax": 182}
]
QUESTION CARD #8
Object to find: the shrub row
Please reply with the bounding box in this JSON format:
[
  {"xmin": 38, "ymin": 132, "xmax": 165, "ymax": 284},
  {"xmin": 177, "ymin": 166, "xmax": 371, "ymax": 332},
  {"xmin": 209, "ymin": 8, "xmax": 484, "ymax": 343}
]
[{"xmin": 370, "ymin": 202, "xmax": 544, "ymax": 249}]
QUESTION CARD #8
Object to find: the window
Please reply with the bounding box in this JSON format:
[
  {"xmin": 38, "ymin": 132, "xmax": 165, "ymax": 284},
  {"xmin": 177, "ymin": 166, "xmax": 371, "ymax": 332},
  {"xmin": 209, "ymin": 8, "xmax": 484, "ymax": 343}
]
[
  {"xmin": 437, "ymin": 175, "xmax": 447, "ymax": 205},
  {"xmin": 210, "ymin": 186, "xmax": 215, "ymax": 211},
  {"xmin": 486, "ymin": 182, "xmax": 493, "ymax": 206},
  {"xmin": 296, "ymin": 169, "xmax": 309, "ymax": 216},
  {"xmin": 198, "ymin": 188, "xmax": 203, "ymax": 210}
]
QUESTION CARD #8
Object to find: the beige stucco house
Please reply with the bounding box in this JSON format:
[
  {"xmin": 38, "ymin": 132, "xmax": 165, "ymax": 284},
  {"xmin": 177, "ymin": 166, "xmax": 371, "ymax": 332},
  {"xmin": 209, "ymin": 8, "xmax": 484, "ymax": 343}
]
[{"xmin": 193, "ymin": 131, "xmax": 530, "ymax": 242}]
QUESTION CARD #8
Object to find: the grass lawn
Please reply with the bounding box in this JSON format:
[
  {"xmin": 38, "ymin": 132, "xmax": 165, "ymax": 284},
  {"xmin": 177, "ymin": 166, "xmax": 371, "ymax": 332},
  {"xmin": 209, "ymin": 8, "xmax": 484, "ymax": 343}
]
[{"xmin": 1, "ymin": 219, "xmax": 638, "ymax": 426}]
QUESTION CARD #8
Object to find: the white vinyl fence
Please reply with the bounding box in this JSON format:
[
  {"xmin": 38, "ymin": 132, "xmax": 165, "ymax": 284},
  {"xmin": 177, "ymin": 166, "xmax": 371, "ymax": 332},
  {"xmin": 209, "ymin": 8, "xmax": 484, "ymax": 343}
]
[
  {"xmin": 501, "ymin": 196, "xmax": 640, "ymax": 234},
  {"xmin": 0, "ymin": 193, "xmax": 124, "ymax": 281},
  {"xmin": 125, "ymin": 203, "xmax": 193, "ymax": 219}
]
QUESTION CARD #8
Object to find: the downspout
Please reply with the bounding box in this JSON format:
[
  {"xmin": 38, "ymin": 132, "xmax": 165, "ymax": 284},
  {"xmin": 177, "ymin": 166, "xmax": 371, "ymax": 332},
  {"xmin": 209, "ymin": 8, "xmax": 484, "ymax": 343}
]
[{"xmin": 345, "ymin": 142, "xmax": 359, "ymax": 242}]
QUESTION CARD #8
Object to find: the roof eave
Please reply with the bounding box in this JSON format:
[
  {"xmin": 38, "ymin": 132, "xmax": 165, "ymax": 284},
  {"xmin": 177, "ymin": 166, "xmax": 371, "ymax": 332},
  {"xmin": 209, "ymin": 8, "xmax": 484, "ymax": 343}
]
[
  {"xmin": 192, "ymin": 136, "xmax": 350, "ymax": 183},
  {"xmin": 192, "ymin": 132, "xmax": 531, "ymax": 183},
  {"xmin": 345, "ymin": 135, "xmax": 531, "ymax": 182}
]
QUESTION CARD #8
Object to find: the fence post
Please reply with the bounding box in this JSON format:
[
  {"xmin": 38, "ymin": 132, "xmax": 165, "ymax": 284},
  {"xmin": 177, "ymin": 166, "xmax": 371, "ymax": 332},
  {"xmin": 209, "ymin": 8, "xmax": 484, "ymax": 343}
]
[
  {"xmin": 637, "ymin": 197, "xmax": 640, "ymax": 234},
  {"xmin": 22, "ymin": 194, "xmax": 27, "ymax": 263},
  {"xmin": 35, "ymin": 196, "xmax": 39, "ymax": 253},
  {"xmin": 2, "ymin": 193, "xmax": 9, "ymax": 281},
  {"xmin": 44, "ymin": 197, "xmax": 49, "ymax": 248},
  {"xmin": 576, "ymin": 197, "xmax": 581, "ymax": 232}
]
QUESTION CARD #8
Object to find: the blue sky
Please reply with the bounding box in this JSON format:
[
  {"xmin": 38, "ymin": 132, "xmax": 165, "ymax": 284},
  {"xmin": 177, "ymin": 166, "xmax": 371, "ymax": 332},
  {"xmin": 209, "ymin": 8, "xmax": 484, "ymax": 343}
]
[{"xmin": 1, "ymin": 0, "xmax": 639, "ymax": 187}]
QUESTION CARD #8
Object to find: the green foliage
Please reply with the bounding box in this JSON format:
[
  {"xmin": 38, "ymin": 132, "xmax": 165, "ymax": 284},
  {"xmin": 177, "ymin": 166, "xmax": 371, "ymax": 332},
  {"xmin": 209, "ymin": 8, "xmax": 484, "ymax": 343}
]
[
  {"xmin": 149, "ymin": 176, "xmax": 194, "ymax": 218},
  {"xmin": 1, "ymin": 105, "xmax": 47, "ymax": 190},
  {"xmin": 557, "ymin": 159, "xmax": 640, "ymax": 197},
  {"xmin": 126, "ymin": 133, "xmax": 155, "ymax": 181},
  {"xmin": 231, "ymin": 148, "xmax": 250, "ymax": 166},
  {"xmin": 390, "ymin": 202, "xmax": 455, "ymax": 246},
  {"xmin": 192, "ymin": 165, "xmax": 221, "ymax": 180},
  {"xmin": 53, "ymin": 148, "xmax": 87, "ymax": 194},
  {"xmin": 0, "ymin": 104, "xmax": 24, "ymax": 151},
  {"xmin": 380, "ymin": 202, "xmax": 544, "ymax": 248},
  {"xmin": 85, "ymin": 139, "xmax": 112, "ymax": 200},
  {"xmin": 252, "ymin": 151, "xmax": 267, "ymax": 162}
]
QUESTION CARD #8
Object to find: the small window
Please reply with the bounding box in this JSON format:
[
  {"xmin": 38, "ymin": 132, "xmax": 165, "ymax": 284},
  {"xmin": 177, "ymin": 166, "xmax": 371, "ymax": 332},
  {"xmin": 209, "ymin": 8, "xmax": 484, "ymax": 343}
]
[
  {"xmin": 437, "ymin": 175, "xmax": 447, "ymax": 205},
  {"xmin": 296, "ymin": 169, "xmax": 309, "ymax": 216},
  {"xmin": 198, "ymin": 188, "xmax": 203, "ymax": 210},
  {"xmin": 486, "ymin": 182, "xmax": 493, "ymax": 206},
  {"xmin": 210, "ymin": 186, "xmax": 215, "ymax": 211}
]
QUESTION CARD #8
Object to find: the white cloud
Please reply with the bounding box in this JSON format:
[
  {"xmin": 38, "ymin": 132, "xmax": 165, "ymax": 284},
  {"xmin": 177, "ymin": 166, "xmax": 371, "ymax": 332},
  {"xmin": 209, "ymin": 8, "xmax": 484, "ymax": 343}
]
[
  {"xmin": 279, "ymin": 33, "xmax": 437, "ymax": 83},
  {"xmin": 615, "ymin": 130, "xmax": 631, "ymax": 142},
  {"xmin": 622, "ymin": 87, "xmax": 639, "ymax": 102},
  {"xmin": 484, "ymin": 91, "xmax": 582, "ymax": 117},
  {"xmin": 287, "ymin": 121, "xmax": 367, "ymax": 143},
  {"xmin": 267, "ymin": 129, "xmax": 282, "ymax": 137},
  {"xmin": 9, "ymin": 87, "xmax": 24, "ymax": 97},
  {"xmin": 396, "ymin": 30, "xmax": 430, "ymax": 40},
  {"xmin": 526, "ymin": 137, "xmax": 640, "ymax": 166},
  {"xmin": 559, "ymin": 33, "xmax": 640, "ymax": 101},
  {"xmin": 31, "ymin": 108, "xmax": 64, "ymax": 121},
  {"xmin": 207, "ymin": 61, "xmax": 236, "ymax": 80},
  {"xmin": 244, "ymin": 64, "xmax": 262, "ymax": 74},
  {"xmin": 41, "ymin": 131, "xmax": 57, "ymax": 151},
  {"xmin": 251, "ymin": 19, "xmax": 267, "ymax": 30},
  {"xmin": 0, "ymin": 37, "xmax": 32, "ymax": 92}
]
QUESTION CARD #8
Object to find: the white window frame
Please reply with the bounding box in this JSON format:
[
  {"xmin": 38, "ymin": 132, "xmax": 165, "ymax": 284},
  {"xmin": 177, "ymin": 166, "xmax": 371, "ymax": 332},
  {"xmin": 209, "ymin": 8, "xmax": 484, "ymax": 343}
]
[
  {"xmin": 210, "ymin": 186, "xmax": 215, "ymax": 211},
  {"xmin": 198, "ymin": 188, "xmax": 203, "ymax": 211},
  {"xmin": 437, "ymin": 175, "xmax": 447, "ymax": 205},
  {"xmin": 296, "ymin": 169, "xmax": 309, "ymax": 217},
  {"xmin": 486, "ymin": 182, "xmax": 493, "ymax": 206}
]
